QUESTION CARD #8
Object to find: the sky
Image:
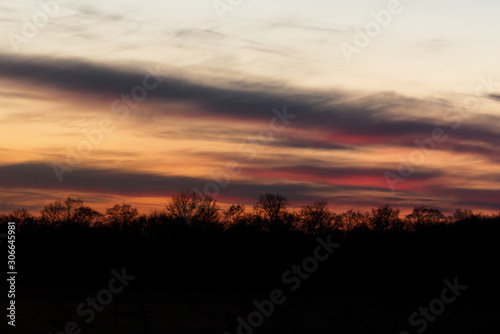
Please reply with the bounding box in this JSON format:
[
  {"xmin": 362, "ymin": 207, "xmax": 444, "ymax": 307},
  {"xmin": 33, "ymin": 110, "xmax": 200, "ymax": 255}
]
[{"xmin": 0, "ymin": 0, "xmax": 499, "ymax": 215}]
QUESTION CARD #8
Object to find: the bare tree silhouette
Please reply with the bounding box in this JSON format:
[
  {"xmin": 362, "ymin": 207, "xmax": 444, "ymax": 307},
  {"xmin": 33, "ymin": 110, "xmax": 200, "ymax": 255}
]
[
  {"xmin": 370, "ymin": 204, "xmax": 402, "ymax": 232},
  {"xmin": 453, "ymin": 207, "xmax": 475, "ymax": 221},
  {"xmin": 406, "ymin": 206, "xmax": 444, "ymax": 229},
  {"xmin": 41, "ymin": 197, "xmax": 100, "ymax": 228},
  {"xmin": 105, "ymin": 203, "xmax": 139, "ymax": 229},
  {"xmin": 339, "ymin": 209, "xmax": 369, "ymax": 232},
  {"xmin": 253, "ymin": 193, "xmax": 294, "ymax": 232},
  {"xmin": 165, "ymin": 191, "xmax": 220, "ymax": 229},
  {"xmin": 299, "ymin": 200, "xmax": 333, "ymax": 235}
]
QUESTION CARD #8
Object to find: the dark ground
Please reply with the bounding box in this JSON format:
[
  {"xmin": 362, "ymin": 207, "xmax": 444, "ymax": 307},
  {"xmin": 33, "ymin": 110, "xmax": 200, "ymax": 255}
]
[
  {"xmin": 1, "ymin": 218, "xmax": 499, "ymax": 333},
  {"xmin": 3, "ymin": 287, "xmax": 499, "ymax": 334}
]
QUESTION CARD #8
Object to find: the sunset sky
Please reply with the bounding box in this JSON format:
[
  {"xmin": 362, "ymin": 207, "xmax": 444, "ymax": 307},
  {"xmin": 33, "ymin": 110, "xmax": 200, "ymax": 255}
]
[{"xmin": 1, "ymin": 0, "xmax": 499, "ymax": 214}]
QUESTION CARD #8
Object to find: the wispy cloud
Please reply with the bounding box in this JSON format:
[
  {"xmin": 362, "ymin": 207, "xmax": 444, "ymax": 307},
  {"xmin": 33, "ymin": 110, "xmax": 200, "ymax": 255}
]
[
  {"xmin": 1, "ymin": 53, "xmax": 499, "ymax": 153},
  {"xmin": 1, "ymin": 162, "xmax": 499, "ymax": 213},
  {"xmin": 1, "ymin": 51, "xmax": 499, "ymax": 214}
]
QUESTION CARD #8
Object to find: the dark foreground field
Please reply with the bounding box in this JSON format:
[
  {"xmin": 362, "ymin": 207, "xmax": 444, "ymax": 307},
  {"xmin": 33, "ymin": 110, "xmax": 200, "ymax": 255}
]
[
  {"xmin": 4, "ymin": 287, "xmax": 499, "ymax": 334},
  {"xmin": 1, "ymin": 200, "xmax": 499, "ymax": 333}
]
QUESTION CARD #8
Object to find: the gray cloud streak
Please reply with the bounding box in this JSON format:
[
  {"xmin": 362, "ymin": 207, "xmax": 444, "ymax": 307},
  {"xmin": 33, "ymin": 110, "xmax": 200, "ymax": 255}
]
[{"xmin": 0, "ymin": 53, "xmax": 499, "ymax": 152}]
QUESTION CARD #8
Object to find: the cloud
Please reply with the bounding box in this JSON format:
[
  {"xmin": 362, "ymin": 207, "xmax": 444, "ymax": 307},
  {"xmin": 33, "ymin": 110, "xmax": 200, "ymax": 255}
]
[
  {"xmin": 0, "ymin": 162, "xmax": 375, "ymax": 203},
  {"xmin": 2, "ymin": 53, "xmax": 500, "ymax": 209},
  {"xmin": 172, "ymin": 28, "xmax": 225, "ymax": 39},
  {"xmin": 488, "ymin": 94, "xmax": 500, "ymax": 102},
  {"xmin": 424, "ymin": 186, "xmax": 500, "ymax": 211},
  {"xmin": 271, "ymin": 165, "xmax": 442, "ymax": 180},
  {"xmin": 1, "ymin": 161, "xmax": 499, "ymax": 213},
  {"xmin": 272, "ymin": 137, "xmax": 351, "ymax": 150},
  {"xmin": 420, "ymin": 38, "xmax": 451, "ymax": 52},
  {"xmin": 1, "ymin": 52, "xmax": 499, "ymax": 153},
  {"xmin": 243, "ymin": 164, "xmax": 443, "ymax": 193}
]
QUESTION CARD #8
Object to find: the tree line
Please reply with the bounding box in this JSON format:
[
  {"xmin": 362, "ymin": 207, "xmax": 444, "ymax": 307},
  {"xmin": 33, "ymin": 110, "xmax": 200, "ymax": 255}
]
[
  {"xmin": 1, "ymin": 191, "xmax": 498, "ymax": 235},
  {"xmin": 2, "ymin": 192, "xmax": 499, "ymax": 300}
]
